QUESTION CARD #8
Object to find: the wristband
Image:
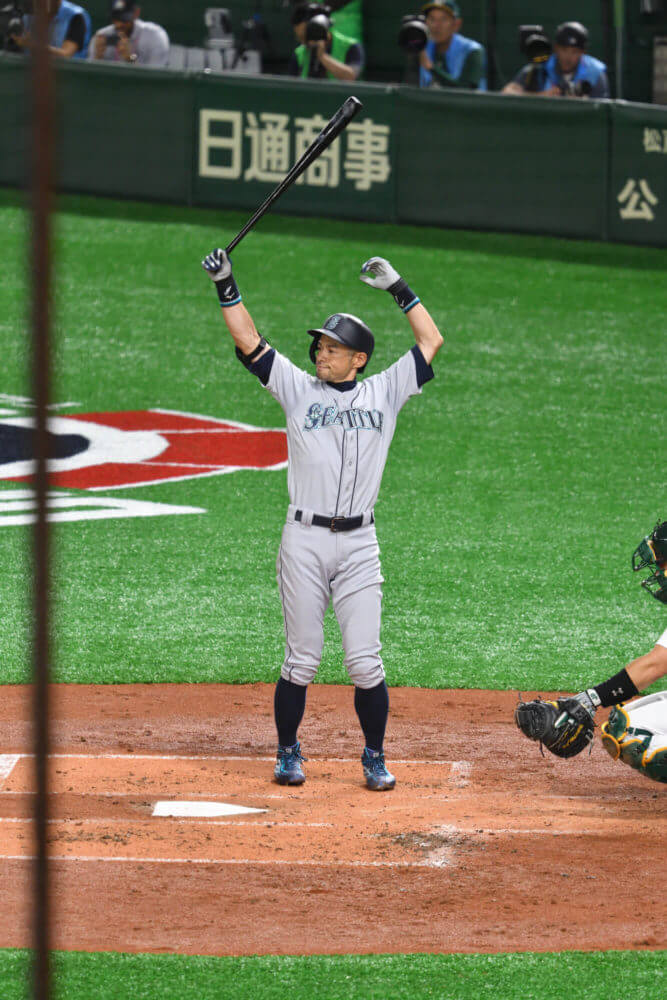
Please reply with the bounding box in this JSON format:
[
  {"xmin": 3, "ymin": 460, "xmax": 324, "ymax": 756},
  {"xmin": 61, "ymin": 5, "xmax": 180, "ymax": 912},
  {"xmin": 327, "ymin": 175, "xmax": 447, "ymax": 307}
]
[
  {"xmin": 215, "ymin": 274, "xmax": 242, "ymax": 308},
  {"xmin": 388, "ymin": 277, "xmax": 420, "ymax": 314},
  {"xmin": 235, "ymin": 336, "xmax": 267, "ymax": 369}
]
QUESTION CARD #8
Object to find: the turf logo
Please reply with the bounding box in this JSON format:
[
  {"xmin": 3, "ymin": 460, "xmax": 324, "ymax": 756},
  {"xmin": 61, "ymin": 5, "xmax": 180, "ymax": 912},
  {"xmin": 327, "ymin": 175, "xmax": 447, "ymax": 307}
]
[{"xmin": 0, "ymin": 408, "xmax": 288, "ymax": 490}]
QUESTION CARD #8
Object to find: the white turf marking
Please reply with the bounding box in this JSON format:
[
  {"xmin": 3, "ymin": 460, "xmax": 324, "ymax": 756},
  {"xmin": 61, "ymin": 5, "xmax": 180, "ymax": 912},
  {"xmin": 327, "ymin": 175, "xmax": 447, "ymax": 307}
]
[
  {"xmin": 0, "ymin": 495, "xmax": 205, "ymax": 527},
  {"xmin": 153, "ymin": 801, "xmax": 267, "ymax": 818},
  {"xmin": 0, "ymin": 756, "xmax": 19, "ymax": 788},
  {"xmin": 150, "ymin": 408, "xmax": 286, "ymax": 435}
]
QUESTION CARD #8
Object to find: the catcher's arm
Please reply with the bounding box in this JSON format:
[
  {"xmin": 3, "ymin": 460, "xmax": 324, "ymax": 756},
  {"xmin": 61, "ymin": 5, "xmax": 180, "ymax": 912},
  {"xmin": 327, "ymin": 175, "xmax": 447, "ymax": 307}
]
[
  {"xmin": 201, "ymin": 249, "xmax": 270, "ymax": 361},
  {"xmin": 626, "ymin": 643, "xmax": 667, "ymax": 692},
  {"xmin": 514, "ymin": 695, "xmax": 595, "ymax": 758},
  {"xmin": 360, "ymin": 256, "xmax": 443, "ymax": 364}
]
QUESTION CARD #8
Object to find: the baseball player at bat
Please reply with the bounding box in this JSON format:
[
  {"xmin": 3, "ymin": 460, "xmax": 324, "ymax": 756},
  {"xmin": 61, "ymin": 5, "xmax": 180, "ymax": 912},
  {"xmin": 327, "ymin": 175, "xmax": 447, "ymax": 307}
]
[
  {"xmin": 515, "ymin": 520, "xmax": 667, "ymax": 782},
  {"xmin": 202, "ymin": 249, "xmax": 443, "ymax": 790}
]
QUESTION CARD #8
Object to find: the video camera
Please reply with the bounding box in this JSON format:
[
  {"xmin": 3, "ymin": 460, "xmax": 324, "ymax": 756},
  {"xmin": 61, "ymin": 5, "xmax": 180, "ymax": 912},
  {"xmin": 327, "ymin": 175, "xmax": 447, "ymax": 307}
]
[
  {"xmin": 0, "ymin": 1, "xmax": 30, "ymax": 52},
  {"xmin": 398, "ymin": 14, "xmax": 428, "ymax": 53}
]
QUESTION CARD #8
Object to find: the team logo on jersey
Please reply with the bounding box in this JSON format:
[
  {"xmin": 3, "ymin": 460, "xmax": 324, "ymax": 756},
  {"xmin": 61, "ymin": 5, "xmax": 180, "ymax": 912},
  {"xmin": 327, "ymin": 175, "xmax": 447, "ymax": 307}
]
[
  {"xmin": 0, "ymin": 405, "xmax": 287, "ymax": 527},
  {"xmin": 0, "ymin": 408, "xmax": 288, "ymax": 490},
  {"xmin": 303, "ymin": 402, "xmax": 384, "ymax": 433}
]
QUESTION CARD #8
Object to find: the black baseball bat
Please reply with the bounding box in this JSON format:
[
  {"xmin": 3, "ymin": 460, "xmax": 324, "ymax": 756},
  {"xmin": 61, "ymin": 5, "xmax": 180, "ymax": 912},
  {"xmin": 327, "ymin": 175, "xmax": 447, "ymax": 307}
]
[{"xmin": 225, "ymin": 96, "xmax": 362, "ymax": 255}]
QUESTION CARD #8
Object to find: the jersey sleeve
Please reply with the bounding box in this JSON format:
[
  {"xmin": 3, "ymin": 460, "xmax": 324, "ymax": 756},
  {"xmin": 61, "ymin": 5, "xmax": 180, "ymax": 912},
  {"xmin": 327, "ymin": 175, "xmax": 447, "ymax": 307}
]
[
  {"xmin": 590, "ymin": 70, "xmax": 610, "ymax": 99},
  {"xmin": 657, "ymin": 627, "xmax": 667, "ymax": 650},
  {"xmin": 379, "ymin": 346, "xmax": 433, "ymax": 414},
  {"xmin": 433, "ymin": 47, "xmax": 484, "ymax": 89},
  {"xmin": 263, "ymin": 349, "xmax": 312, "ymax": 412}
]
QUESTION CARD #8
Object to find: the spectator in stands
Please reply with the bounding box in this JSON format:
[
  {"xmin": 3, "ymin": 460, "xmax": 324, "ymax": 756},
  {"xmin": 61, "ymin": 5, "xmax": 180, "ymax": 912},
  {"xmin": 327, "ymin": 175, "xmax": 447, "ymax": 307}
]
[
  {"xmin": 502, "ymin": 21, "xmax": 609, "ymax": 98},
  {"xmin": 12, "ymin": 0, "xmax": 92, "ymax": 59},
  {"xmin": 419, "ymin": 1, "xmax": 486, "ymax": 90},
  {"xmin": 89, "ymin": 1, "xmax": 169, "ymax": 67},
  {"xmin": 288, "ymin": 2, "xmax": 364, "ymax": 80}
]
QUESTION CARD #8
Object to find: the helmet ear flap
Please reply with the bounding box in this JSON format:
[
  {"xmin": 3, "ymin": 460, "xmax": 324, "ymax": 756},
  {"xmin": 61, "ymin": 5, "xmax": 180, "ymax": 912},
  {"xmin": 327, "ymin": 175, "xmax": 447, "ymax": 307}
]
[{"xmin": 309, "ymin": 334, "xmax": 320, "ymax": 367}]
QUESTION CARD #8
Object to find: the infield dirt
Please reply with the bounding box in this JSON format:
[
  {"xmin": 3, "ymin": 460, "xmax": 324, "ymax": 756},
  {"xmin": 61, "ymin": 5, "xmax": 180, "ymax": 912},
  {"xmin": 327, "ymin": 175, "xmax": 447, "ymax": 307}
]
[{"xmin": 0, "ymin": 684, "xmax": 665, "ymax": 956}]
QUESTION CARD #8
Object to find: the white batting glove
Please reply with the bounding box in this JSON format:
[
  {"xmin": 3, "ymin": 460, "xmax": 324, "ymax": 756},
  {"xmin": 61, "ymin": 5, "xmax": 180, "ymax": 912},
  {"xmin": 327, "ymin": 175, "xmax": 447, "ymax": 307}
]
[
  {"xmin": 201, "ymin": 248, "xmax": 242, "ymax": 307},
  {"xmin": 201, "ymin": 248, "xmax": 232, "ymax": 282},
  {"xmin": 360, "ymin": 256, "xmax": 420, "ymax": 314},
  {"xmin": 359, "ymin": 256, "xmax": 401, "ymax": 291}
]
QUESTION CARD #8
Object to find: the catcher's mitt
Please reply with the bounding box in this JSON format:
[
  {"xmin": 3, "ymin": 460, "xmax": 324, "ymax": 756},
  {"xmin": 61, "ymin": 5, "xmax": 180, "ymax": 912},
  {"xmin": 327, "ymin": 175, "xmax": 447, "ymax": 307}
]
[{"xmin": 514, "ymin": 696, "xmax": 595, "ymax": 758}]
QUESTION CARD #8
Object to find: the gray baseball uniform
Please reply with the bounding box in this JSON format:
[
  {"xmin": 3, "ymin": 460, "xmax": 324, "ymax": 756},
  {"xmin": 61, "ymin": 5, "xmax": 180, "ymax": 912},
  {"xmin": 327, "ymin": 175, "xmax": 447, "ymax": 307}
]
[{"xmin": 248, "ymin": 343, "xmax": 434, "ymax": 688}]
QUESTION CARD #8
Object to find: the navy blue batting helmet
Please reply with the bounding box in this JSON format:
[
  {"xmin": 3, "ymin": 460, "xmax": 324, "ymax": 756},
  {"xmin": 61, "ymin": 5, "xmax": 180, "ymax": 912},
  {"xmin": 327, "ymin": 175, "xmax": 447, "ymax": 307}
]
[{"xmin": 307, "ymin": 313, "xmax": 375, "ymax": 373}]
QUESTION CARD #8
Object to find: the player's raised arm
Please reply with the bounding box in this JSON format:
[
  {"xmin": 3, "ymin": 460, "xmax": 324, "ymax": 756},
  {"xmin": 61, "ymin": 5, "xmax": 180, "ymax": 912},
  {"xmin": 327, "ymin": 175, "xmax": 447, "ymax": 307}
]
[
  {"xmin": 201, "ymin": 248, "xmax": 270, "ymax": 363},
  {"xmin": 359, "ymin": 256, "xmax": 443, "ymax": 364}
]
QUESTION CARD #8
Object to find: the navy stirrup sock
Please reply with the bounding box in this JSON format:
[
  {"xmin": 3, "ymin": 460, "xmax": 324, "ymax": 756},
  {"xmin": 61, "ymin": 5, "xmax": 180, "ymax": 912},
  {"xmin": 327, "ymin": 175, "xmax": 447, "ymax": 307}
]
[
  {"xmin": 274, "ymin": 677, "xmax": 308, "ymax": 748},
  {"xmin": 354, "ymin": 680, "xmax": 389, "ymax": 753}
]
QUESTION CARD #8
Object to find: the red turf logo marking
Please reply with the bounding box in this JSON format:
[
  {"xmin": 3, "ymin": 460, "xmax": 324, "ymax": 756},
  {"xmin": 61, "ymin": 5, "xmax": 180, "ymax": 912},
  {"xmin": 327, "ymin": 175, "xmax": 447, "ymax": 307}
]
[{"xmin": 0, "ymin": 408, "xmax": 287, "ymax": 491}]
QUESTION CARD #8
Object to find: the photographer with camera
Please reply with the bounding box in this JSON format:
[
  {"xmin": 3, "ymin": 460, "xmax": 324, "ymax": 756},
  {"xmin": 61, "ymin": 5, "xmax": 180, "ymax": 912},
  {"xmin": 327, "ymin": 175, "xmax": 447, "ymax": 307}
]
[
  {"xmin": 89, "ymin": 1, "xmax": 169, "ymax": 67},
  {"xmin": 502, "ymin": 21, "xmax": 609, "ymax": 98},
  {"xmin": 306, "ymin": 0, "xmax": 362, "ymax": 46},
  {"xmin": 288, "ymin": 2, "xmax": 364, "ymax": 81},
  {"xmin": 400, "ymin": 2, "xmax": 486, "ymax": 91},
  {"xmin": 9, "ymin": 0, "xmax": 91, "ymax": 59}
]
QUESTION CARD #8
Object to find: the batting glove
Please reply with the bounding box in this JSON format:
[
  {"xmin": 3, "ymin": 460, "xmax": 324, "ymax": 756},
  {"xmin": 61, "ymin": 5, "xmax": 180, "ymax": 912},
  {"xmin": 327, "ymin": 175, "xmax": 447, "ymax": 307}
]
[
  {"xmin": 201, "ymin": 248, "xmax": 242, "ymax": 307},
  {"xmin": 359, "ymin": 256, "xmax": 420, "ymax": 314}
]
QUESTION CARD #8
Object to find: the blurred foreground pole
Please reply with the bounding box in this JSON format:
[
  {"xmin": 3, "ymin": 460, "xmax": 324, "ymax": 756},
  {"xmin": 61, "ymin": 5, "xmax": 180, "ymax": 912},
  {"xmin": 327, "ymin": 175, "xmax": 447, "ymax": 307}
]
[{"xmin": 30, "ymin": 1, "xmax": 54, "ymax": 998}]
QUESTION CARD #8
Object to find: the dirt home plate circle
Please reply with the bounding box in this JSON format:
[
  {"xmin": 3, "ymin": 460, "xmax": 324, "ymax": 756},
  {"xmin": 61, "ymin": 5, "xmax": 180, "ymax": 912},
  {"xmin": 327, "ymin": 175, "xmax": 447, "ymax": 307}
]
[{"xmin": 0, "ymin": 685, "xmax": 664, "ymax": 956}]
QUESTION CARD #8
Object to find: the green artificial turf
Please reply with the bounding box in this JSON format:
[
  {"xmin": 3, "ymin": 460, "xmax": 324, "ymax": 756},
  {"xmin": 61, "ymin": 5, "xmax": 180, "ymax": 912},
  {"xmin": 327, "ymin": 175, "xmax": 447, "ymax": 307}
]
[
  {"xmin": 0, "ymin": 189, "xmax": 665, "ymax": 689},
  {"xmin": 0, "ymin": 949, "xmax": 664, "ymax": 1000}
]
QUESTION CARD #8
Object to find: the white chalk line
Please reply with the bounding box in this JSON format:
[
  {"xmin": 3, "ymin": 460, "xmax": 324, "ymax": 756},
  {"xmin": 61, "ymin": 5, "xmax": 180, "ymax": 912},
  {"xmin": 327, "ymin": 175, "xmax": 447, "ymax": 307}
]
[
  {"xmin": 0, "ymin": 791, "xmax": 281, "ymax": 798},
  {"xmin": 0, "ymin": 755, "xmax": 19, "ymax": 789},
  {"xmin": 0, "ymin": 819, "xmax": 615, "ymax": 837},
  {"xmin": 4, "ymin": 753, "xmax": 466, "ymax": 766},
  {"xmin": 0, "ymin": 854, "xmax": 441, "ymax": 868},
  {"xmin": 0, "ymin": 818, "xmax": 331, "ymax": 828}
]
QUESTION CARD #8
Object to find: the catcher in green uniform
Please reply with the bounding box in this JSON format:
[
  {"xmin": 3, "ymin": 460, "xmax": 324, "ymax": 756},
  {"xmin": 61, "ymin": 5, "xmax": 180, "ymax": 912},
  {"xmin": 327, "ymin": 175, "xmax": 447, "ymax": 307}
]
[{"xmin": 515, "ymin": 520, "xmax": 667, "ymax": 783}]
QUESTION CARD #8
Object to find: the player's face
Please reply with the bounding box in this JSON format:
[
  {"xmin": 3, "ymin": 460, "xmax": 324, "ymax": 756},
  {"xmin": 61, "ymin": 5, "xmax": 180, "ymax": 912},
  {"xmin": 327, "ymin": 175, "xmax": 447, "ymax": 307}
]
[
  {"xmin": 294, "ymin": 21, "xmax": 307, "ymax": 43},
  {"xmin": 315, "ymin": 335, "xmax": 365, "ymax": 382},
  {"xmin": 425, "ymin": 10, "xmax": 460, "ymax": 46},
  {"xmin": 554, "ymin": 44, "xmax": 582, "ymax": 74}
]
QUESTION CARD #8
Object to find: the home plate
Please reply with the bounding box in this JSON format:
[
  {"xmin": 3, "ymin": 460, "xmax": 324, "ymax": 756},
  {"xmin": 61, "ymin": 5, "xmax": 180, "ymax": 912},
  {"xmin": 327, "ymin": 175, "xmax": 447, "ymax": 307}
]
[{"xmin": 153, "ymin": 801, "xmax": 267, "ymax": 818}]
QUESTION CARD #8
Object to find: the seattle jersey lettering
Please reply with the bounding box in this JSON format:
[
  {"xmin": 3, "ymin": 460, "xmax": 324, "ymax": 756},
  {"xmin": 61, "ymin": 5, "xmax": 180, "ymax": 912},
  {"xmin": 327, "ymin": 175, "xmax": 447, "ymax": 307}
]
[{"xmin": 303, "ymin": 402, "xmax": 384, "ymax": 433}]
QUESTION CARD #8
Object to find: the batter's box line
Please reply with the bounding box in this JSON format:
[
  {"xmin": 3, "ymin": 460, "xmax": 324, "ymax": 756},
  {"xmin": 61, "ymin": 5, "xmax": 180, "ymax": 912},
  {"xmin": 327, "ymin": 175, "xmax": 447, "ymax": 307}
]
[
  {"xmin": 0, "ymin": 818, "xmax": 333, "ymax": 828},
  {"xmin": 6, "ymin": 753, "xmax": 470, "ymax": 767},
  {"xmin": 0, "ymin": 854, "xmax": 445, "ymax": 868}
]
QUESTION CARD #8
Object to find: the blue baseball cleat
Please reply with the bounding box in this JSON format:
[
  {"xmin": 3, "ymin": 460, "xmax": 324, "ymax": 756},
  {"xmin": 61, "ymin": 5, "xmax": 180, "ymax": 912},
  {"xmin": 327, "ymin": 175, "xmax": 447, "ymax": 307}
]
[
  {"xmin": 274, "ymin": 742, "xmax": 307, "ymax": 785},
  {"xmin": 361, "ymin": 747, "xmax": 396, "ymax": 791}
]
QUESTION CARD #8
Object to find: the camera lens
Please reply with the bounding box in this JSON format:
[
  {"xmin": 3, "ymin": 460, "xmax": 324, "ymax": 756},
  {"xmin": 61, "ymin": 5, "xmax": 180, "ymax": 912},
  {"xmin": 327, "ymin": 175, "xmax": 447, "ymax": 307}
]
[
  {"xmin": 398, "ymin": 16, "xmax": 428, "ymax": 53},
  {"xmin": 305, "ymin": 13, "xmax": 330, "ymax": 43}
]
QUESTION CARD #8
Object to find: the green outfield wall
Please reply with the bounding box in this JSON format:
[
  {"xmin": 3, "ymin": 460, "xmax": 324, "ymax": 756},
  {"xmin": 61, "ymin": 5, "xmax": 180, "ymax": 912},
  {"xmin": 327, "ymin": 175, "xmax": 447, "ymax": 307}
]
[{"xmin": 2, "ymin": 55, "xmax": 667, "ymax": 246}]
